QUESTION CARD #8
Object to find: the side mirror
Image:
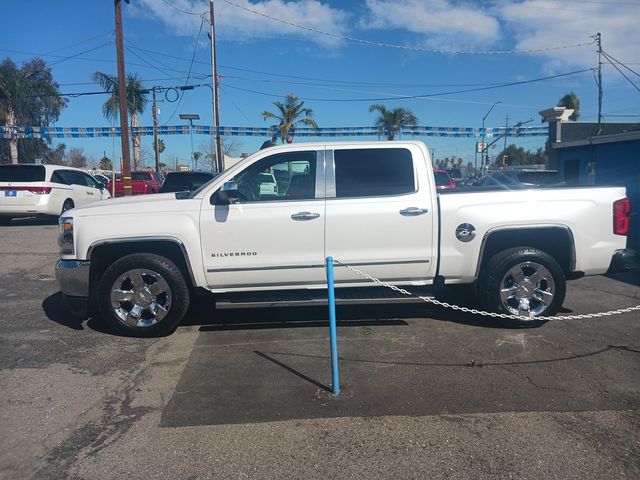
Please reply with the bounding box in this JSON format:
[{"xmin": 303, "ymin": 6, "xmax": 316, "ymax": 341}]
[{"xmin": 213, "ymin": 181, "xmax": 240, "ymax": 204}]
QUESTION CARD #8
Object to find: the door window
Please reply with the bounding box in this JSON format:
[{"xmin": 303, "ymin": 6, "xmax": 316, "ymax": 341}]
[
  {"xmin": 82, "ymin": 173, "xmax": 102, "ymax": 189},
  {"xmin": 333, "ymin": 148, "xmax": 415, "ymax": 198},
  {"xmin": 223, "ymin": 151, "xmax": 318, "ymax": 203}
]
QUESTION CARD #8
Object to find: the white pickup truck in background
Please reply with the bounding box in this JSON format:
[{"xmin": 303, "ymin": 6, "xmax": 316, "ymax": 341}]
[{"xmin": 55, "ymin": 141, "xmax": 634, "ymax": 336}]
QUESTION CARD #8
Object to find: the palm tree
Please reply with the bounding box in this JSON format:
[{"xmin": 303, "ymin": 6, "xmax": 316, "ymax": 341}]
[
  {"xmin": 0, "ymin": 66, "xmax": 42, "ymax": 163},
  {"xmin": 369, "ymin": 104, "xmax": 418, "ymax": 141},
  {"xmin": 0, "ymin": 70, "xmax": 20, "ymax": 163},
  {"xmin": 262, "ymin": 93, "xmax": 318, "ymax": 143},
  {"xmin": 92, "ymin": 72, "xmax": 148, "ymax": 169},
  {"xmin": 558, "ymin": 92, "xmax": 580, "ymax": 121}
]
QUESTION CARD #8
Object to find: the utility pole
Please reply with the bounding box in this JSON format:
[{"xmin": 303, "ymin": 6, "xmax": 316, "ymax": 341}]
[
  {"xmin": 209, "ymin": 0, "xmax": 223, "ymax": 172},
  {"xmin": 152, "ymin": 87, "xmax": 160, "ymax": 173},
  {"xmin": 114, "ymin": 0, "xmax": 132, "ymax": 196},
  {"xmin": 596, "ymin": 32, "xmax": 603, "ymax": 130}
]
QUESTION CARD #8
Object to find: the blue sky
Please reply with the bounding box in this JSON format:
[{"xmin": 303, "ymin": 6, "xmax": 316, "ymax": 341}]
[{"xmin": 3, "ymin": 0, "xmax": 639, "ymax": 168}]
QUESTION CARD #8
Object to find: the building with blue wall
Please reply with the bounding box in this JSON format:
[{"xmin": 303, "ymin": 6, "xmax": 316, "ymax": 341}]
[{"xmin": 540, "ymin": 107, "xmax": 639, "ymax": 252}]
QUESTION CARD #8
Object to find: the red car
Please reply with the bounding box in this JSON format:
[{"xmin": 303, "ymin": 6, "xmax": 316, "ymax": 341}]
[
  {"xmin": 108, "ymin": 171, "xmax": 163, "ymax": 197},
  {"xmin": 434, "ymin": 169, "xmax": 457, "ymax": 190}
]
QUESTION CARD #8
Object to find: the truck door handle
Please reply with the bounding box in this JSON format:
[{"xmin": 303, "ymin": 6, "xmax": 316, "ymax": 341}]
[
  {"xmin": 291, "ymin": 211, "xmax": 320, "ymax": 221},
  {"xmin": 400, "ymin": 207, "xmax": 428, "ymax": 216}
]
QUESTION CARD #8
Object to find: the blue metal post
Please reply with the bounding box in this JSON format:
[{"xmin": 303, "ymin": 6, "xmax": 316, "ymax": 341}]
[{"xmin": 325, "ymin": 256, "xmax": 340, "ymax": 395}]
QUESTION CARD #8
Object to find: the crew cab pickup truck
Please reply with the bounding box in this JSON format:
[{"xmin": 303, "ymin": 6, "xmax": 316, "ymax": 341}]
[
  {"xmin": 107, "ymin": 171, "xmax": 163, "ymax": 197},
  {"xmin": 55, "ymin": 141, "xmax": 633, "ymax": 337}
]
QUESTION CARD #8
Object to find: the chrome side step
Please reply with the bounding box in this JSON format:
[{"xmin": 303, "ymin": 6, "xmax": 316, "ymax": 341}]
[{"xmin": 215, "ymin": 287, "xmax": 433, "ymax": 310}]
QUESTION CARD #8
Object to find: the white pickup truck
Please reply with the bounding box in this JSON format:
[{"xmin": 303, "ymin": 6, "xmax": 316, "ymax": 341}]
[{"xmin": 55, "ymin": 141, "xmax": 634, "ymax": 336}]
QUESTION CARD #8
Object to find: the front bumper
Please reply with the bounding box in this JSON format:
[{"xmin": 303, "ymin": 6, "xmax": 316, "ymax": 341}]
[
  {"xmin": 55, "ymin": 259, "xmax": 91, "ymax": 297},
  {"xmin": 607, "ymin": 249, "xmax": 640, "ymax": 273},
  {"xmin": 55, "ymin": 260, "xmax": 91, "ymax": 317}
]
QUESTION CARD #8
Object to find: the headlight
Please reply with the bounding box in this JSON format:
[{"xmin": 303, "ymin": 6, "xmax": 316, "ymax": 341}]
[{"xmin": 58, "ymin": 216, "xmax": 74, "ymax": 255}]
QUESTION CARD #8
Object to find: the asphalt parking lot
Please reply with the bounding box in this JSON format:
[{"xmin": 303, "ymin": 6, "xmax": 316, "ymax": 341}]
[{"xmin": 1, "ymin": 219, "xmax": 639, "ymax": 480}]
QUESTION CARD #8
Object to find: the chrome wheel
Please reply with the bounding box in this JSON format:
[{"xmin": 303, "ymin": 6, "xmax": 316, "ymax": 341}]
[
  {"xmin": 110, "ymin": 268, "xmax": 172, "ymax": 328},
  {"xmin": 499, "ymin": 261, "xmax": 555, "ymax": 317}
]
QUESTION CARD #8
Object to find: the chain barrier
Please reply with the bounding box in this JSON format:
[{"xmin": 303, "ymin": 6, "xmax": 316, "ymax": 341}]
[{"xmin": 333, "ymin": 260, "xmax": 640, "ymax": 321}]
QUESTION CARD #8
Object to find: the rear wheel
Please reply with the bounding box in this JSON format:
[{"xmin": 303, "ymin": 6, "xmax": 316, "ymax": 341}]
[
  {"xmin": 97, "ymin": 253, "xmax": 190, "ymax": 337},
  {"xmin": 479, "ymin": 247, "xmax": 566, "ymax": 325}
]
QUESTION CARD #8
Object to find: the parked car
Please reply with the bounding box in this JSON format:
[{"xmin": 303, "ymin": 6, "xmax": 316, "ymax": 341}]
[
  {"xmin": 478, "ymin": 170, "xmax": 564, "ymax": 188},
  {"xmin": 93, "ymin": 173, "xmax": 111, "ymax": 189},
  {"xmin": 55, "ymin": 141, "xmax": 632, "ymax": 337},
  {"xmin": 159, "ymin": 171, "xmax": 218, "ymax": 194},
  {"xmin": 0, "ymin": 164, "xmax": 110, "ymax": 224},
  {"xmin": 434, "ymin": 169, "xmax": 457, "ymax": 190},
  {"xmin": 107, "ymin": 171, "xmax": 163, "ymax": 196}
]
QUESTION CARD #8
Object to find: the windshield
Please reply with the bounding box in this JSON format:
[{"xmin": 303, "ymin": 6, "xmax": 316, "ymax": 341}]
[
  {"xmin": 0, "ymin": 165, "xmax": 46, "ymax": 182},
  {"xmin": 131, "ymin": 172, "xmax": 150, "ymax": 181}
]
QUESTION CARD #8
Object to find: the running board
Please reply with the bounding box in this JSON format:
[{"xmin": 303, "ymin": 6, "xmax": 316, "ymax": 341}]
[{"xmin": 215, "ymin": 286, "xmax": 433, "ymax": 309}]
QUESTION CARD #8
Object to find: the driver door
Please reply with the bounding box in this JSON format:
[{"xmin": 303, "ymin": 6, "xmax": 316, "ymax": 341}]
[{"xmin": 200, "ymin": 148, "xmax": 326, "ymax": 290}]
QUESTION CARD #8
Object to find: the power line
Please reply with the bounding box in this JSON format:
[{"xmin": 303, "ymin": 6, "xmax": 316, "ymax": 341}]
[
  {"xmin": 0, "ymin": 47, "xmax": 210, "ymax": 77},
  {"xmin": 601, "ymin": 50, "xmax": 640, "ymax": 79},
  {"xmin": 602, "ymin": 51, "xmax": 640, "ymax": 92},
  {"xmin": 221, "ymin": 0, "xmax": 595, "ymax": 55},
  {"xmin": 160, "ymin": 0, "xmax": 206, "ymax": 16},
  {"xmin": 222, "ymin": 68, "xmax": 593, "ymax": 103},
  {"xmin": 44, "ymin": 30, "xmax": 114, "ymax": 55},
  {"xmin": 163, "ymin": 16, "xmax": 206, "ymax": 125},
  {"xmin": 125, "ymin": 45, "xmax": 177, "ymax": 78}
]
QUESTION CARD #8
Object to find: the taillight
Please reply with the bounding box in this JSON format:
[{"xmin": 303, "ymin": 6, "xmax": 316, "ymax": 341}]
[
  {"xmin": 0, "ymin": 186, "xmax": 51, "ymax": 194},
  {"xmin": 613, "ymin": 198, "xmax": 630, "ymax": 236}
]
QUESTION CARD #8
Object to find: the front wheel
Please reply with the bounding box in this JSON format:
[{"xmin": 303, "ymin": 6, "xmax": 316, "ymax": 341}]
[
  {"xmin": 478, "ymin": 247, "xmax": 566, "ymax": 324},
  {"xmin": 97, "ymin": 253, "xmax": 190, "ymax": 337}
]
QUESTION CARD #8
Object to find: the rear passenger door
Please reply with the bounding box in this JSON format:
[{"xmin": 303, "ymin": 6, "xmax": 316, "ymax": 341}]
[{"xmin": 324, "ymin": 145, "xmax": 435, "ymax": 285}]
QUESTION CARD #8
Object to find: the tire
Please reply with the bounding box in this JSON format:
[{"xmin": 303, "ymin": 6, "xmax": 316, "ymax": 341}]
[
  {"xmin": 478, "ymin": 247, "xmax": 566, "ymax": 325},
  {"xmin": 96, "ymin": 253, "xmax": 190, "ymax": 337}
]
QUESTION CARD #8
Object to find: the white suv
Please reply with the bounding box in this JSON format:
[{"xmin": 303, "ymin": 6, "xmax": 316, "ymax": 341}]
[{"xmin": 0, "ymin": 164, "xmax": 111, "ymax": 224}]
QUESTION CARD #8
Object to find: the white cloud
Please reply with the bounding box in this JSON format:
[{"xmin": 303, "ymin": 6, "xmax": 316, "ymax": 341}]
[
  {"xmin": 359, "ymin": 0, "xmax": 501, "ymax": 49},
  {"xmin": 497, "ymin": 1, "xmax": 640, "ymax": 70},
  {"xmin": 134, "ymin": 0, "xmax": 350, "ymax": 48}
]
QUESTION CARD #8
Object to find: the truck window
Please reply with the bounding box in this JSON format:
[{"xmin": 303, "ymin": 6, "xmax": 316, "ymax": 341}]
[
  {"xmin": 232, "ymin": 151, "xmax": 317, "ymax": 202},
  {"xmin": 334, "ymin": 148, "xmax": 415, "ymax": 198}
]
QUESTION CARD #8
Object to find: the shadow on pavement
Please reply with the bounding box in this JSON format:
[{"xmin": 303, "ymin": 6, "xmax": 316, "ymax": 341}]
[
  {"xmin": 2, "ymin": 216, "xmax": 58, "ymax": 227},
  {"xmin": 606, "ymin": 270, "xmax": 640, "ymax": 287},
  {"xmin": 41, "ymin": 292, "xmax": 109, "ymax": 334}
]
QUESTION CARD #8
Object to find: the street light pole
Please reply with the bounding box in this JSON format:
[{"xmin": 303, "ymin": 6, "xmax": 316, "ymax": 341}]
[
  {"xmin": 114, "ymin": 0, "xmax": 132, "ymax": 196},
  {"xmin": 481, "ymin": 101, "xmax": 502, "ymax": 172},
  {"xmin": 180, "ymin": 113, "xmax": 200, "ymax": 170}
]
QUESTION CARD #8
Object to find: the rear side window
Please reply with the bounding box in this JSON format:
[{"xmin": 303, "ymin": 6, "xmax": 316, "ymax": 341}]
[
  {"xmin": 517, "ymin": 172, "xmax": 561, "ymax": 184},
  {"xmin": 163, "ymin": 172, "xmax": 213, "ymax": 189},
  {"xmin": 132, "ymin": 172, "xmax": 150, "ymax": 181},
  {"xmin": 334, "ymin": 148, "xmax": 415, "ymax": 198},
  {"xmin": 434, "ymin": 171, "xmax": 452, "ymax": 186},
  {"xmin": 0, "ymin": 165, "xmax": 45, "ymax": 182}
]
